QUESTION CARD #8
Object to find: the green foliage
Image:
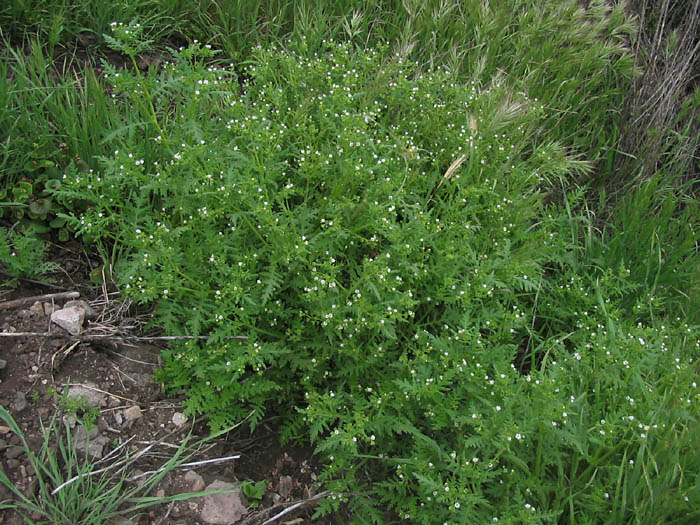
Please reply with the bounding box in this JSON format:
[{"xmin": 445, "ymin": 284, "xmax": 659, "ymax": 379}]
[
  {"xmin": 50, "ymin": 31, "xmax": 700, "ymax": 523},
  {"xmin": 241, "ymin": 479, "xmax": 268, "ymax": 506},
  {"xmin": 0, "ymin": 226, "xmax": 56, "ymax": 284},
  {"xmin": 3, "ymin": 1, "xmax": 700, "ymax": 523}
]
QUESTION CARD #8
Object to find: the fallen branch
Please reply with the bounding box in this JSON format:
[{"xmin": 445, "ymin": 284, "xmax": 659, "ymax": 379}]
[
  {"xmin": 0, "ymin": 332, "xmax": 248, "ymax": 342},
  {"xmin": 261, "ymin": 491, "xmax": 331, "ymax": 525},
  {"xmin": 0, "ymin": 291, "xmax": 79, "ymax": 311},
  {"xmin": 127, "ymin": 454, "xmax": 241, "ymax": 482}
]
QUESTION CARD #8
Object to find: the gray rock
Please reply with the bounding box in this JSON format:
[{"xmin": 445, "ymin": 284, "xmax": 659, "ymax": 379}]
[
  {"xmin": 5, "ymin": 446, "xmax": 24, "ymax": 459},
  {"xmin": 43, "ymin": 302, "xmax": 55, "ymax": 316},
  {"xmin": 124, "ymin": 405, "xmax": 143, "ymax": 420},
  {"xmin": 0, "ymin": 359, "xmax": 7, "ymax": 370},
  {"xmin": 200, "ymin": 480, "xmax": 248, "ymax": 524},
  {"xmin": 72, "ymin": 425, "xmax": 110, "ymax": 460},
  {"xmin": 29, "ymin": 301, "xmax": 45, "ymax": 316},
  {"xmin": 67, "ymin": 384, "xmax": 106, "ymax": 408},
  {"xmin": 11, "ymin": 392, "xmax": 27, "ymax": 413},
  {"xmin": 51, "ymin": 305, "xmax": 86, "ymax": 335},
  {"xmin": 278, "ymin": 475, "xmax": 293, "ymax": 499},
  {"xmin": 64, "ymin": 299, "xmax": 97, "ymax": 319},
  {"xmin": 184, "ymin": 470, "xmax": 205, "ymax": 492}
]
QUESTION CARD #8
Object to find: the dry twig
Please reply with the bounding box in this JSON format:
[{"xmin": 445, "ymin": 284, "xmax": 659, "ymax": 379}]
[
  {"xmin": 260, "ymin": 491, "xmax": 331, "ymax": 525},
  {"xmin": 0, "ymin": 291, "xmax": 80, "ymax": 310}
]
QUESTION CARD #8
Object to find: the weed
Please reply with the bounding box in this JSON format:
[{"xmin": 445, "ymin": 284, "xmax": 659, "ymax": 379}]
[{"xmin": 0, "ymin": 401, "xmax": 243, "ymax": 524}]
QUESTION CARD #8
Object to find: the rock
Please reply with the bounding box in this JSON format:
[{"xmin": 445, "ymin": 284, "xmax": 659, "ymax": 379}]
[
  {"xmin": 72, "ymin": 425, "xmax": 110, "ymax": 460},
  {"xmin": 124, "ymin": 405, "xmax": 143, "ymax": 420},
  {"xmin": 51, "ymin": 305, "xmax": 86, "ymax": 335},
  {"xmin": 263, "ymin": 491, "xmax": 282, "ymax": 507},
  {"xmin": 5, "ymin": 446, "xmax": 24, "ymax": 459},
  {"xmin": 0, "ymin": 359, "xmax": 6, "ymax": 370},
  {"xmin": 11, "ymin": 392, "xmax": 27, "ymax": 413},
  {"xmin": 200, "ymin": 481, "xmax": 248, "ymax": 524},
  {"xmin": 64, "ymin": 299, "xmax": 97, "ymax": 319},
  {"xmin": 172, "ymin": 412, "xmax": 187, "ymax": 427},
  {"xmin": 0, "ymin": 426, "xmax": 9, "ymax": 435},
  {"xmin": 67, "ymin": 384, "xmax": 106, "ymax": 408},
  {"xmin": 184, "ymin": 470, "xmax": 206, "ymax": 492},
  {"xmin": 278, "ymin": 475, "xmax": 293, "ymax": 499},
  {"xmin": 43, "ymin": 302, "xmax": 55, "ymax": 316},
  {"xmin": 29, "ymin": 301, "xmax": 45, "ymax": 316}
]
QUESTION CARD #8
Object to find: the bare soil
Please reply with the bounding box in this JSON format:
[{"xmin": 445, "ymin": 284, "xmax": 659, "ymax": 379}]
[{"xmin": 0, "ymin": 249, "xmax": 335, "ymax": 525}]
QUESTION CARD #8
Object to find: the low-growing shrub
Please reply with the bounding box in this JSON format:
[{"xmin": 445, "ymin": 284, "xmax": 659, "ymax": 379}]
[{"xmin": 52, "ymin": 27, "xmax": 700, "ymax": 522}]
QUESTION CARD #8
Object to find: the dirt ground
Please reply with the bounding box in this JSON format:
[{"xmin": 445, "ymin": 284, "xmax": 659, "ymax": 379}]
[{"xmin": 0, "ymin": 247, "xmax": 336, "ymax": 525}]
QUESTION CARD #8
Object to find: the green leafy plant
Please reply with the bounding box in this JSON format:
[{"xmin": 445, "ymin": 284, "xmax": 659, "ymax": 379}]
[
  {"xmin": 49, "ymin": 28, "xmax": 700, "ymax": 522},
  {"xmin": 241, "ymin": 479, "xmax": 268, "ymax": 507}
]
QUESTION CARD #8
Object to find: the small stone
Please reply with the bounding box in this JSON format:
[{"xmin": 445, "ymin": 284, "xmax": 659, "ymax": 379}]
[
  {"xmin": 6, "ymin": 459, "xmax": 20, "ymax": 469},
  {"xmin": 43, "ymin": 302, "xmax": 54, "ymax": 316},
  {"xmin": 278, "ymin": 475, "xmax": 293, "ymax": 499},
  {"xmin": 184, "ymin": 470, "xmax": 205, "ymax": 492},
  {"xmin": 263, "ymin": 491, "xmax": 282, "ymax": 506},
  {"xmin": 156, "ymin": 488, "xmax": 165, "ymax": 498},
  {"xmin": 200, "ymin": 481, "xmax": 248, "ymax": 525},
  {"xmin": 0, "ymin": 426, "xmax": 9, "ymax": 434},
  {"xmin": 11, "ymin": 392, "xmax": 27, "ymax": 413},
  {"xmin": 124, "ymin": 405, "xmax": 143, "ymax": 420},
  {"xmin": 172, "ymin": 412, "xmax": 187, "ymax": 427},
  {"xmin": 96, "ymin": 417, "xmax": 109, "ymax": 433},
  {"xmin": 5, "ymin": 446, "xmax": 24, "ymax": 459},
  {"xmin": 51, "ymin": 306, "xmax": 86, "ymax": 335},
  {"xmin": 67, "ymin": 384, "xmax": 106, "ymax": 408},
  {"xmin": 0, "ymin": 359, "xmax": 6, "ymax": 370},
  {"xmin": 113, "ymin": 411, "xmax": 123, "ymax": 426},
  {"xmin": 72, "ymin": 425, "xmax": 109, "ymax": 460},
  {"xmin": 64, "ymin": 299, "xmax": 97, "ymax": 319},
  {"xmin": 29, "ymin": 301, "xmax": 44, "ymax": 316}
]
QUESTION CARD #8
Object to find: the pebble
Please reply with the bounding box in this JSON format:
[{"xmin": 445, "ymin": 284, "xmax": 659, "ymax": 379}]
[
  {"xmin": 184, "ymin": 470, "xmax": 205, "ymax": 492},
  {"xmin": 51, "ymin": 305, "xmax": 86, "ymax": 335},
  {"xmin": 278, "ymin": 475, "xmax": 293, "ymax": 499},
  {"xmin": 200, "ymin": 480, "xmax": 248, "ymax": 525},
  {"xmin": 124, "ymin": 405, "xmax": 143, "ymax": 420},
  {"xmin": 5, "ymin": 446, "xmax": 24, "ymax": 459},
  {"xmin": 67, "ymin": 384, "xmax": 106, "ymax": 408},
  {"xmin": 0, "ymin": 359, "xmax": 6, "ymax": 370},
  {"xmin": 172, "ymin": 412, "xmax": 187, "ymax": 427},
  {"xmin": 64, "ymin": 299, "xmax": 97, "ymax": 319},
  {"xmin": 29, "ymin": 301, "xmax": 44, "ymax": 316},
  {"xmin": 11, "ymin": 392, "xmax": 27, "ymax": 413}
]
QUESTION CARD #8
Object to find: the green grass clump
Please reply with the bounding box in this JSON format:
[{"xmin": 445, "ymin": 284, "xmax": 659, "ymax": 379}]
[{"xmin": 0, "ymin": 398, "xmax": 239, "ymax": 524}]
